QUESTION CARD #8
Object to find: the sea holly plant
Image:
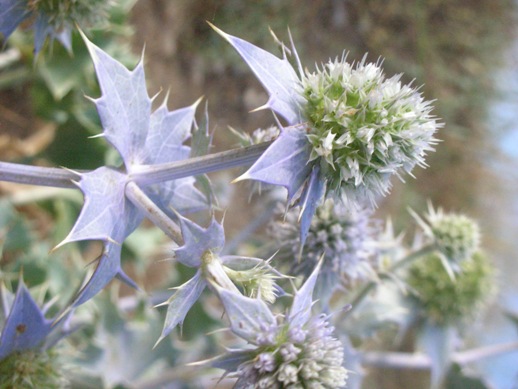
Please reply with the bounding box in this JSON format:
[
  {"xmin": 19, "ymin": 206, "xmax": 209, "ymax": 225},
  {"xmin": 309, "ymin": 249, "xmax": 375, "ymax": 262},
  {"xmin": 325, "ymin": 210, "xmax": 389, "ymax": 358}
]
[
  {"xmin": 207, "ymin": 261, "xmax": 348, "ymax": 388},
  {"xmin": 212, "ymin": 23, "xmax": 440, "ymax": 245},
  {"xmin": 52, "ymin": 32, "xmax": 209, "ymax": 307},
  {"xmin": 0, "ymin": 11, "xmax": 517, "ymax": 389}
]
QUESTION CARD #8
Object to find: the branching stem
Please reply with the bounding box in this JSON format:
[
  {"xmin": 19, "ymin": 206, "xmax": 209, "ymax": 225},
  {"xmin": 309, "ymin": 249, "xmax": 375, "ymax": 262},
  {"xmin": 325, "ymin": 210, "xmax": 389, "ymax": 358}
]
[
  {"xmin": 0, "ymin": 142, "xmax": 272, "ymax": 188},
  {"xmin": 125, "ymin": 181, "xmax": 183, "ymax": 244},
  {"xmin": 129, "ymin": 142, "xmax": 272, "ymax": 186}
]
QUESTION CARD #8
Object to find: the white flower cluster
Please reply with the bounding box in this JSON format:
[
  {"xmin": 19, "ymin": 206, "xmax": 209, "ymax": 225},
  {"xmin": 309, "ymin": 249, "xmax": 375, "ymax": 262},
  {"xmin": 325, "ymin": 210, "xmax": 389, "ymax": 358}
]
[
  {"xmin": 235, "ymin": 313, "xmax": 348, "ymax": 388},
  {"xmin": 302, "ymin": 56, "xmax": 440, "ymax": 205}
]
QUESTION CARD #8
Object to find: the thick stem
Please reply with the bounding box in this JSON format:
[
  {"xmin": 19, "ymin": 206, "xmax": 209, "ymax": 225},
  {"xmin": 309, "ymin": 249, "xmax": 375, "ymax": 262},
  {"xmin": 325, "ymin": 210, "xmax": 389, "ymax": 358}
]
[
  {"xmin": 130, "ymin": 142, "xmax": 272, "ymax": 186},
  {"xmin": 0, "ymin": 161, "xmax": 79, "ymax": 188},
  {"xmin": 125, "ymin": 181, "xmax": 183, "ymax": 244},
  {"xmin": 0, "ymin": 142, "xmax": 271, "ymax": 189}
]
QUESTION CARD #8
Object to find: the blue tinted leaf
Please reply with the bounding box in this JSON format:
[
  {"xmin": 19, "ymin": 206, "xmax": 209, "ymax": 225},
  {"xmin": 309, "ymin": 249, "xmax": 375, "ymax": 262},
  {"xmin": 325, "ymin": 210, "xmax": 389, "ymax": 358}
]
[
  {"xmin": 146, "ymin": 100, "xmax": 198, "ymax": 164},
  {"xmin": 211, "ymin": 24, "xmax": 304, "ymax": 124},
  {"xmin": 59, "ymin": 167, "xmax": 142, "ymax": 245},
  {"xmin": 57, "ymin": 167, "xmax": 142, "ymax": 307},
  {"xmin": 221, "ymin": 256, "xmax": 273, "ymax": 271},
  {"xmin": 156, "ymin": 271, "xmax": 206, "ymax": 344},
  {"xmin": 72, "ymin": 241, "xmax": 138, "ymax": 307},
  {"xmin": 146, "ymin": 177, "xmax": 207, "ymax": 217},
  {"xmin": 288, "ymin": 259, "xmax": 322, "ymax": 328},
  {"xmin": 174, "ymin": 215, "xmax": 225, "ymax": 267},
  {"xmin": 217, "ymin": 287, "xmax": 276, "ymax": 344},
  {"xmin": 0, "ymin": 0, "xmax": 29, "ymax": 41},
  {"xmin": 235, "ymin": 126, "xmax": 312, "ymax": 201},
  {"xmin": 83, "ymin": 33, "xmax": 151, "ymax": 167},
  {"xmin": 298, "ymin": 165, "xmax": 325, "ymax": 246},
  {"xmin": 58, "ymin": 34, "xmax": 207, "ymax": 306},
  {"xmin": 0, "ymin": 280, "xmax": 53, "ymax": 360},
  {"xmin": 143, "ymin": 99, "xmax": 208, "ymax": 215},
  {"xmin": 211, "ymin": 349, "xmax": 257, "ymax": 372}
]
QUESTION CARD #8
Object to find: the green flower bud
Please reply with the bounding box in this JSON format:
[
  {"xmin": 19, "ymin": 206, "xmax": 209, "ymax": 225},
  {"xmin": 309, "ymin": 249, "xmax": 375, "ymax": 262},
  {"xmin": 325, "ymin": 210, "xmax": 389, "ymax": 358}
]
[
  {"xmin": 406, "ymin": 252, "xmax": 495, "ymax": 325},
  {"xmin": 412, "ymin": 203, "xmax": 481, "ymax": 264},
  {"xmin": 224, "ymin": 261, "xmax": 280, "ymax": 304}
]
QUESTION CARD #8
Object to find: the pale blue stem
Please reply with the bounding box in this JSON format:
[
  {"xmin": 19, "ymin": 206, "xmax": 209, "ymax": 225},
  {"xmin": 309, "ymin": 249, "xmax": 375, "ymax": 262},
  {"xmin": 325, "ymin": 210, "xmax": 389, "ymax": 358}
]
[
  {"xmin": 0, "ymin": 161, "xmax": 79, "ymax": 188},
  {"xmin": 130, "ymin": 142, "xmax": 271, "ymax": 186},
  {"xmin": 125, "ymin": 181, "xmax": 183, "ymax": 244},
  {"xmin": 0, "ymin": 142, "xmax": 271, "ymax": 189}
]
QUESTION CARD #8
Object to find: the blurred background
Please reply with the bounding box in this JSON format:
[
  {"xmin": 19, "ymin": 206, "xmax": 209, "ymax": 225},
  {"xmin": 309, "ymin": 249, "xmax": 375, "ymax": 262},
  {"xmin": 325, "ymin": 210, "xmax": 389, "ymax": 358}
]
[{"xmin": 1, "ymin": 0, "xmax": 518, "ymax": 388}]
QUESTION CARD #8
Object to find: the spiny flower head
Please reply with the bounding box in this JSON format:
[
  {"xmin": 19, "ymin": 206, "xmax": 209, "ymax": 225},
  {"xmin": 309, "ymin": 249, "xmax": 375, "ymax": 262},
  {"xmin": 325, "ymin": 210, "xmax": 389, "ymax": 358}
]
[
  {"xmin": 27, "ymin": 0, "xmax": 113, "ymax": 29},
  {"xmin": 0, "ymin": 280, "xmax": 73, "ymax": 387},
  {"xmin": 302, "ymin": 56, "xmax": 439, "ymax": 205},
  {"xmin": 0, "ymin": 0, "xmax": 114, "ymax": 54},
  {"xmin": 211, "ymin": 262, "xmax": 348, "ymax": 388},
  {"xmin": 271, "ymin": 199, "xmax": 379, "ymax": 294},
  {"xmin": 0, "ymin": 349, "xmax": 65, "ymax": 388},
  {"xmin": 406, "ymin": 252, "xmax": 495, "ymax": 325},
  {"xmin": 411, "ymin": 202, "xmax": 481, "ymax": 265},
  {"xmin": 213, "ymin": 24, "xmax": 440, "ymax": 246}
]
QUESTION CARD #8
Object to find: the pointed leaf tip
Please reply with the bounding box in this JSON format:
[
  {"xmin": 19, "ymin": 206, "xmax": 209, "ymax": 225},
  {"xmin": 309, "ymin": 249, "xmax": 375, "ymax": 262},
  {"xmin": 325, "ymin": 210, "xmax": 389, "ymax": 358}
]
[
  {"xmin": 209, "ymin": 25, "xmax": 304, "ymax": 124},
  {"xmin": 288, "ymin": 257, "xmax": 323, "ymax": 328},
  {"xmin": 230, "ymin": 172, "xmax": 250, "ymax": 184}
]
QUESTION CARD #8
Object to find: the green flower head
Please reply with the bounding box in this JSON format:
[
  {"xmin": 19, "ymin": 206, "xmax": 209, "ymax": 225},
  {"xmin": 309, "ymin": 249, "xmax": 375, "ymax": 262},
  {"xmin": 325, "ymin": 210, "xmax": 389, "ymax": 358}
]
[
  {"xmin": 302, "ymin": 56, "xmax": 440, "ymax": 205},
  {"xmin": 407, "ymin": 252, "xmax": 495, "ymax": 325},
  {"xmin": 412, "ymin": 202, "xmax": 481, "ymax": 265}
]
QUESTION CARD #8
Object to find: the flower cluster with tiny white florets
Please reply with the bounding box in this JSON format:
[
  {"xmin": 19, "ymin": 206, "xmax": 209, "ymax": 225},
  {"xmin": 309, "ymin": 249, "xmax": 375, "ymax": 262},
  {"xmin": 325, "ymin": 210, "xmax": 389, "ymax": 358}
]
[
  {"xmin": 234, "ymin": 313, "xmax": 348, "ymax": 388},
  {"xmin": 301, "ymin": 56, "xmax": 440, "ymax": 205}
]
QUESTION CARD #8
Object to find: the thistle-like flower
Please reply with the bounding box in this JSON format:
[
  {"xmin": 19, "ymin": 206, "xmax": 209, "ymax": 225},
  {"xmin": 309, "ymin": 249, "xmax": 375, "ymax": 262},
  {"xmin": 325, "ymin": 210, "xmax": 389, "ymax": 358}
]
[
  {"xmin": 156, "ymin": 214, "xmax": 280, "ymax": 344},
  {"xmin": 209, "ymin": 262, "xmax": 348, "ymax": 388},
  {"xmin": 0, "ymin": 0, "xmax": 113, "ymax": 54},
  {"xmin": 0, "ymin": 280, "xmax": 73, "ymax": 387},
  {"xmin": 212, "ymin": 24, "xmax": 440, "ymax": 245},
  {"xmin": 270, "ymin": 199, "xmax": 379, "ymax": 301},
  {"xmin": 406, "ymin": 252, "xmax": 494, "ymax": 325},
  {"xmin": 411, "ymin": 202, "xmax": 481, "ymax": 266}
]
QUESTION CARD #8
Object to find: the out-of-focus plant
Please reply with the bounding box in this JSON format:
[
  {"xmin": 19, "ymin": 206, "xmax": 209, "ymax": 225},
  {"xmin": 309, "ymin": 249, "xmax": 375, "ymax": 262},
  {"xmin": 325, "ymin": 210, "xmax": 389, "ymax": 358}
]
[{"xmin": 0, "ymin": 2, "xmax": 517, "ymax": 389}]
